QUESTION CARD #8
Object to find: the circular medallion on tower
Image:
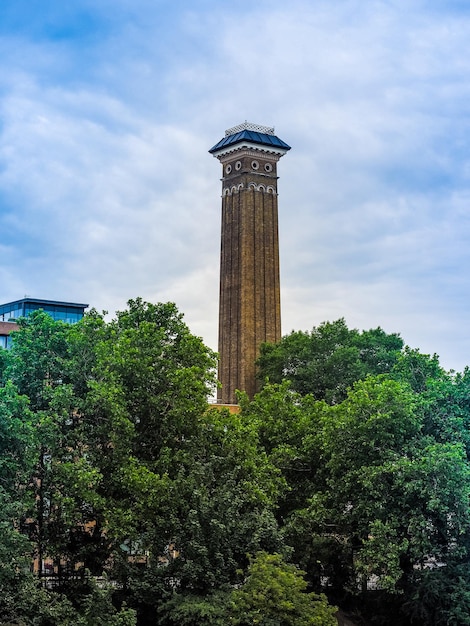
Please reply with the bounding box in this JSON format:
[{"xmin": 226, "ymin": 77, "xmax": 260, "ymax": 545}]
[
  {"xmin": 251, "ymin": 160, "xmax": 259, "ymax": 170},
  {"xmin": 264, "ymin": 163, "xmax": 273, "ymax": 173},
  {"xmin": 235, "ymin": 160, "xmax": 242, "ymax": 171},
  {"xmin": 225, "ymin": 164, "xmax": 232, "ymax": 174}
]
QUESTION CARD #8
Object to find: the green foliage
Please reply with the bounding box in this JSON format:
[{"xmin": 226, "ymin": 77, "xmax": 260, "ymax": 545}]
[
  {"xmin": 77, "ymin": 580, "xmax": 137, "ymax": 626},
  {"xmin": 258, "ymin": 319, "xmax": 403, "ymax": 403},
  {"xmin": 163, "ymin": 408, "xmax": 284, "ymax": 591},
  {"xmin": 0, "ymin": 577, "xmax": 137, "ymax": 626},
  {"xmin": 0, "ymin": 382, "xmax": 37, "ymax": 601},
  {"xmin": 97, "ymin": 298, "xmax": 217, "ymax": 464},
  {"xmin": 2, "ymin": 308, "xmax": 470, "ymax": 626},
  {"xmin": 229, "ymin": 552, "xmax": 337, "ymax": 626},
  {"xmin": 7, "ymin": 311, "xmax": 72, "ymax": 411},
  {"xmin": 0, "ymin": 301, "xmax": 221, "ymax": 623},
  {"xmin": 332, "ymin": 378, "xmax": 468, "ymax": 585},
  {"xmin": 239, "ymin": 382, "xmax": 327, "ymax": 520},
  {"xmin": 157, "ymin": 553, "xmax": 339, "ymax": 626},
  {"xmin": 392, "ymin": 347, "xmax": 445, "ymax": 393},
  {"xmin": 158, "ymin": 590, "xmax": 230, "ymax": 626},
  {"xmin": 121, "ymin": 407, "xmax": 285, "ymax": 614},
  {"xmin": 246, "ymin": 354, "xmax": 470, "ymax": 624},
  {"xmin": 0, "ymin": 381, "xmax": 36, "ymax": 496},
  {"xmin": 405, "ymin": 563, "xmax": 470, "ymax": 626}
]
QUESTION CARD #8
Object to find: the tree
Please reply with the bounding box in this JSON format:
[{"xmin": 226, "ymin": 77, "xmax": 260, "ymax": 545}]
[
  {"xmin": 257, "ymin": 319, "xmax": 403, "ymax": 403},
  {"xmin": 229, "ymin": 552, "xmax": 337, "ymax": 626},
  {"xmin": 66, "ymin": 299, "xmax": 284, "ymax": 622},
  {"xmin": 125, "ymin": 406, "xmax": 286, "ymax": 624},
  {"xmin": 161, "ymin": 407, "xmax": 284, "ymax": 589},
  {"xmin": 93, "ymin": 298, "xmax": 217, "ymax": 466},
  {"xmin": 85, "ymin": 300, "xmax": 223, "ymax": 587},
  {"xmin": 0, "ymin": 352, "xmax": 136, "ymax": 626},
  {"xmin": 157, "ymin": 553, "xmax": 337, "ymax": 626},
  {"xmin": 2, "ymin": 310, "xmax": 108, "ymax": 581},
  {"xmin": 280, "ymin": 376, "xmax": 470, "ymax": 623},
  {"xmin": 5, "ymin": 303, "xmax": 470, "ymax": 626},
  {"xmin": 238, "ymin": 382, "xmax": 327, "ymax": 521},
  {"xmin": 0, "ymin": 376, "xmax": 40, "ymax": 621}
]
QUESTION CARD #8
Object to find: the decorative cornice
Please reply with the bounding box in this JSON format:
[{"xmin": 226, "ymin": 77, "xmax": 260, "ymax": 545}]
[{"xmin": 214, "ymin": 143, "xmax": 287, "ymax": 161}]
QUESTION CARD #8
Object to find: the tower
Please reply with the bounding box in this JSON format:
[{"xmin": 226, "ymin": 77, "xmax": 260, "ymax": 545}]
[{"xmin": 209, "ymin": 122, "xmax": 291, "ymax": 404}]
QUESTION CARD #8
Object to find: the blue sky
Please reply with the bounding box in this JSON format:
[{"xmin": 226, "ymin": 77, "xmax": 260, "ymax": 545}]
[{"xmin": 1, "ymin": 0, "xmax": 470, "ymax": 371}]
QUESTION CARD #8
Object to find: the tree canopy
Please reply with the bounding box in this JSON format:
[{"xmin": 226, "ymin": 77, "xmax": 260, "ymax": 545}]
[
  {"xmin": 1, "ymin": 308, "xmax": 469, "ymax": 625},
  {"xmin": 257, "ymin": 319, "xmax": 404, "ymax": 402}
]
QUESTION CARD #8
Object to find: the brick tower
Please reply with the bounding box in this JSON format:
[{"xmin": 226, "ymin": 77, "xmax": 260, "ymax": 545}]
[{"xmin": 209, "ymin": 122, "xmax": 290, "ymax": 404}]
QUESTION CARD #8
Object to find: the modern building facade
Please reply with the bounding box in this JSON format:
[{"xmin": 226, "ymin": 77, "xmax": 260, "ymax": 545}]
[
  {"xmin": 0, "ymin": 298, "xmax": 88, "ymax": 349},
  {"xmin": 210, "ymin": 122, "xmax": 290, "ymax": 404}
]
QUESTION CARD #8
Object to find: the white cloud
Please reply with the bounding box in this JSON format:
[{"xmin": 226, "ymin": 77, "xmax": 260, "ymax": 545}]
[{"xmin": 0, "ymin": 1, "xmax": 470, "ymax": 371}]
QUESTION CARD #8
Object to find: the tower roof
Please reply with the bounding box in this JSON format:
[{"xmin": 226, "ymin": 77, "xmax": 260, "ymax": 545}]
[{"xmin": 209, "ymin": 122, "xmax": 291, "ymax": 155}]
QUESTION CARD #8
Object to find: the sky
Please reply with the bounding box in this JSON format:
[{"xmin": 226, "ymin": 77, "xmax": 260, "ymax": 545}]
[{"xmin": 1, "ymin": 0, "xmax": 470, "ymax": 372}]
